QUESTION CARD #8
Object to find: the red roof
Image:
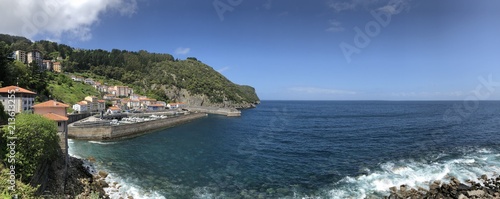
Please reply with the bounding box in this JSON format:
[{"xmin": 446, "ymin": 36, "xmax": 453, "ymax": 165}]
[
  {"xmin": 108, "ymin": 106, "xmax": 121, "ymax": 110},
  {"xmin": 42, "ymin": 113, "xmax": 68, "ymax": 121},
  {"xmin": 0, "ymin": 86, "xmax": 36, "ymax": 95},
  {"xmin": 33, "ymin": 100, "xmax": 69, "ymax": 108},
  {"xmin": 148, "ymin": 104, "xmax": 165, "ymax": 107}
]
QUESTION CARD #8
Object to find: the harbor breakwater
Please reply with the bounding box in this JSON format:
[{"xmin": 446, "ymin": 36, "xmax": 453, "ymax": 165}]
[
  {"xmin": 186, "ymin": 106, "xmax": 241, "ymax": 116},
  {"xmin": 68, "ymin": 112, "xmax": 207, "ymax": 140}
]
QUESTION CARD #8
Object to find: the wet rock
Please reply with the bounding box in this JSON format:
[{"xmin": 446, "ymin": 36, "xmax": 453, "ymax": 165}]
[
  {"xmin": 400, "ymin": 185, "xmax": 407, "ymax": 192},
  {"xmin": 389, "ymin": 186, "xmax": 397, "ymax": 193},
  {"xmin": 99, "ymin": 179, "xmax": 109, "ymax": 188},
  {"xmin": 99, "ymin": 170, "xmax": 109, "ymax": 178},
  {"xmin": 481, "ymin": 174, "xmax": 488, "ymax": 181}
]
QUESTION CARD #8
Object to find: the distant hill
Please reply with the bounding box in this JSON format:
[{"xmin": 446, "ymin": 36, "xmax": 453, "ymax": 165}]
[{"xmin": 0, "ymin": 33, "xmax": 260, "ymax": 108}]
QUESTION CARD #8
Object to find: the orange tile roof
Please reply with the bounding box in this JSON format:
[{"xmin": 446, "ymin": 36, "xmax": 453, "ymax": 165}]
[
  {"xmin": 0, "ymin": 86, "xmax": 36, "ymax": 95},
  {"xmin": 140, "ymin": 98, "xmax": 156, "ymax": 101},
  {"xmin": 33, "ymin": 100, "xmax": 69, "ymax": 108},
  {"xmin": 98, "ymin": 100, "xmax": 105, "ymax": 103},
  {"xmin": 108, "ymin": 106, "xmax": 121, "ymax": 110},
  {"xmin": 148, "ymin": 104, "xmax": 165, "ymax": 107},
  {"xmin": 42, "ymin": 113, "xmax": 68, "ymax": 121}
]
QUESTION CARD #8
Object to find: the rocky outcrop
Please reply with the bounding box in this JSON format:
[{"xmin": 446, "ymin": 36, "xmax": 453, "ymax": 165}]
[
  {"xmin": 43, "ymin": 156, "xmax": 107, "ymax": 198},
  {"xmin": 157, "ymin": 85, "xmax": 259, "ymax": 109},
  {"xmin": 385, "ymin": 175, "xmax": 500, "ymax": 199}
]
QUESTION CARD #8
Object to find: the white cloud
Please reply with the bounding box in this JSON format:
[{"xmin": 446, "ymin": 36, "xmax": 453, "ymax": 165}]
[
  {"xmin": 326, "ymin": 19, "xmax": 345, "ymax": 32},
  {"xmin": 377, "ymin": 0, "xmax": 412, "ymax": 15},
  {"xmin": 0, "ymin": 0, "xmax": 138, "ymax": 41},
  {"xmin": 289, "ymin": 87, "xmax": 357, "ymax": 95},
  {"xmin": 327, "ymin": 1, "xmax": 357, "ymax": 12},
  {"xmin": 327, "ymin": 0, "xmax": 412, "ymax": 14},
  {"xmin": 174, "ymin": 47, "xmax": 191, "ymax": 55},
  {"xmin": 217, "ymin": 66, "xmax": 230, "ymax": 73}
]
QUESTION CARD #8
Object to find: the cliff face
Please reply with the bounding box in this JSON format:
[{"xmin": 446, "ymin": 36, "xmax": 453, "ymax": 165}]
[{"xmin": 156, "ymin": 84, "xmax": 259, "ymax": 109}]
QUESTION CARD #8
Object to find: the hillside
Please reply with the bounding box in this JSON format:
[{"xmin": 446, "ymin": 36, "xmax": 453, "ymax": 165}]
[{"xmin": 0, "ymin": 33, "xmax": 260, "ymax": 108}]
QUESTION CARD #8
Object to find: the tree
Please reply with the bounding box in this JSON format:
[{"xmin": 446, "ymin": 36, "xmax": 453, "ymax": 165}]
[
  {"xmin": 0, "ymin": 101, "xmax": 8, "ymax": 125},
  {"xmin": 1, "ymin": 114, "xmax": 60, "ymax": 183}
]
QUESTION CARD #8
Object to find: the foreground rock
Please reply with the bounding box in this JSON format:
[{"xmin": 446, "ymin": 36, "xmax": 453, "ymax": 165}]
[
  {"xmin": 385, "ymin": 175, "xmax": 500, "ymax": 199},
  {"xmin": 42, "ymin": 156, "xmax": 108, "ymax": 198}
]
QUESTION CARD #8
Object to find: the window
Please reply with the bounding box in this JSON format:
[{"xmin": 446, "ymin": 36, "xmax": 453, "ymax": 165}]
[{"xmin": 58, "ymin": 122, "xmax": 62, "ymax": 127}]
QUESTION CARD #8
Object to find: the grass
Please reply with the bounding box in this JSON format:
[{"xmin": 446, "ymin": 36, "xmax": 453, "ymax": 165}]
[{"xmin": 49, "ymin": 79, "xmax": 100, "ymax": 105}]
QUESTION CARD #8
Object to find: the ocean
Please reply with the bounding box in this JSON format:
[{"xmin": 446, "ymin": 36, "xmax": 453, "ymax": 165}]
[{"xmin": 68, "ymin": 101, "xmax": 500, "ymax": 198}]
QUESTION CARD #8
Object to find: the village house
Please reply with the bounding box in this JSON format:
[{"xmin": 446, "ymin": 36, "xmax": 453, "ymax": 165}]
[
  {"xmin": 147, "ymin": 103, "xmax": 165, "ymax": 111},
  {"xmin": 108, "ymin": 85, "xmax": 133, "ymax": 97},
  {"xmin": 0, "ymin": 85, "xmax": 36, "ymax": 113},
  {"xmin": 120, "ymin": 98, "xmax": 131, "ymax": 110},
  {"xmin": 103, "ymin": 94, "xmax": 115, "ymax": 100},
  {"xmin": 84, "ymin": 78, "xmax": 95, "ymax": 85},
  {"xmin": 156, "ymin": 101, "xmax": 167, "ymax": 107},
  {"xmin": 43, "ymin": 60, "xmax": 53, "ymax": 71},
  {"xmin": 71, "ymin": 76, "xmax": 84, "ymax": 82},
  {"xmin": 167, "ymin": 102, "xmax": 185, "ymax": 109},
  {"xmin": 84, "ymin": 96, "xmax": 98, "ymax": 112},
  {"xmin": 32, "ymin": 100, "xmax": 70, "ymax": 166},
  {"xmin": 140, "ymin": 98, "xmax": 157, "ymax": 109},
  {"xmin": 52, "ymin": 62, "xmax": 62, "ymax": 72},
  {"xmin": 72, "ymin": 101, "xmax": 89, "ymax": 113},
  {"xmin": 97, "ymin": 100, "xmax": 106, "ymax": 112},
  {"xmin": 32, "ymin": 100, "xmax": 69, "ymax": 133},
  {"xmin": 106, "ymin": 106, "xmax": 121, "ymax": 114},
  {"xmin": 127, "ymin": 99, "xmax": 141, "ymax": 110}
]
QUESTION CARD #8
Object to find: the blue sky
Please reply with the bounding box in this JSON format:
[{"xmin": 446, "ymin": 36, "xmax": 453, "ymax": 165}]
[{"xmin": 2, "ymin": 0, "xmax": 500, "ymax": 100}]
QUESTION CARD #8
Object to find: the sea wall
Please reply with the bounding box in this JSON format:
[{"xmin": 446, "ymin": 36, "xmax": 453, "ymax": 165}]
[
  {"xmin": 187, "ymin": 106, "xmax": 241, "ymax": 117},
  {"xmin": 68, "ymin": 113, "xmax": 92, "ymax": 124},
  {"xmin": 68, "ymin": 113, "xmax": 207, "ymax": 140}
]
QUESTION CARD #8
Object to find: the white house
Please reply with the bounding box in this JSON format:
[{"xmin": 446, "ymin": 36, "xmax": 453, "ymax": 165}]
[
  {"xmin": 106, "ymin": 106, "xmax": 121, "ymax": 114},
  {"xmin": 0, "ymin": 86, "xmax": 36, "ymax": 113},
  {"xmin": 72, "ymin": 101, "xmax": 89, "ymax": 113},
  {"xmin": 84, "ymin": 78, "xmax": 95, "ymax": 85},
  {"xmin": 167, "ymin": 103, "xmax": 185, "ymax": 109}
]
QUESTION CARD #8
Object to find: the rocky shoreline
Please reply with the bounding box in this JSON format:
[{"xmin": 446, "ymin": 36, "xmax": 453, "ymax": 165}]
[
  {"xmin": 43, "ymin": 156, "xmax": 108, "ymax": 198},
  {"xmin": 385, "ymin": 175, "xmax": 500, "ymax": 199}
]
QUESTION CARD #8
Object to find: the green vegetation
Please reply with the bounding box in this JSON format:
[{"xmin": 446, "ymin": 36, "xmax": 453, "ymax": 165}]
[
  {"xmin": 0, "ymin": 114, "xmax": 60, "ymax": 182},
  {"xmin": 0, "ymin": 101, "xmax": 8, "ymax": 125},
  {"xmin": 0, "ymin": 33, "xmax": 260, "ymax": 106},
  {"xmin": 0, "ymin": 165, "xmax": 38, "ymax": 198},
  {"xmin": 47, "ymin": 73, "xmax": 100, "ymax": 105}
]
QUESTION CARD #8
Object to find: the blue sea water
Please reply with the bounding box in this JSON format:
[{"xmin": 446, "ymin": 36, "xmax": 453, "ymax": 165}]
[{"xmin": 69, "ymin": 101, "xmax": 500, "ymax": 198}]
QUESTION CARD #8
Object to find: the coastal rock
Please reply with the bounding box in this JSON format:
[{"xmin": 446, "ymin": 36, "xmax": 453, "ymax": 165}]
[
  {"xmin": 99, "ymin": 179, "xmax": 109, "ymax": 188},
  {"xmin": 389, "ymin": 186, "xmax": 397, "ymax": 193},
  {"xmin": 88, "ymin": 156, "xmax": 96, "ymax": 163},
  {"xmin": 468, "ymin": 189, "xmax": 485, "ymax": 197},
  {"xmin": 99, "ymin": 170, "xmax": 109, "ymax": 178},
  {"xmin": 458, "ymin": 194, "xmax": 469, "ymax": 199}
]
